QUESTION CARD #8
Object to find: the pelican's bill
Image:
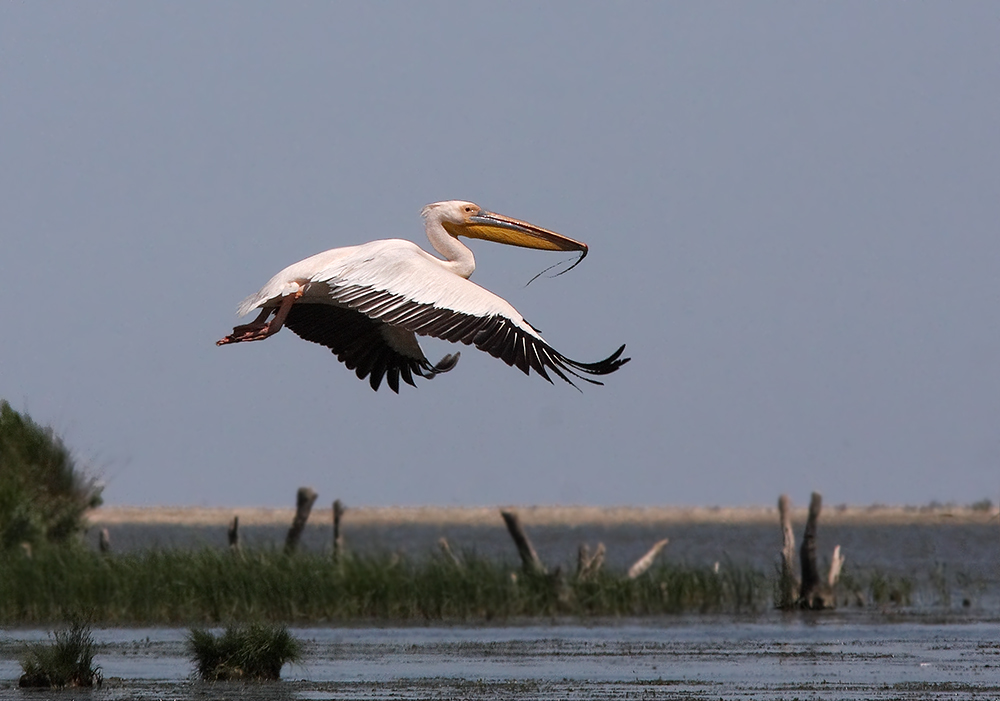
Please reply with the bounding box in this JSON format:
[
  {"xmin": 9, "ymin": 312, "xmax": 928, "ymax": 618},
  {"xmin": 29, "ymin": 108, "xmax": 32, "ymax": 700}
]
[{"xmin": 444, "ymin": 211, "xmax": 588, "ymax": 255}]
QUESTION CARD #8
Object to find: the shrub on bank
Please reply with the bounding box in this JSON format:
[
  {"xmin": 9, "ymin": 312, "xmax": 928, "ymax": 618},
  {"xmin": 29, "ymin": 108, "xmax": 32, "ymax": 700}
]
[{"xmin": 0, "ymin": 400, "xmax": 102, "ymax": 551}]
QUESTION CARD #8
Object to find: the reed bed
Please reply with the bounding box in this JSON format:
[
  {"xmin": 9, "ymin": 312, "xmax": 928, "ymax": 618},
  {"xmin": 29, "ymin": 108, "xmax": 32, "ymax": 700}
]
[{"xmin": 0, "ymin": 547, "xmax": 769, "ymax": 625}]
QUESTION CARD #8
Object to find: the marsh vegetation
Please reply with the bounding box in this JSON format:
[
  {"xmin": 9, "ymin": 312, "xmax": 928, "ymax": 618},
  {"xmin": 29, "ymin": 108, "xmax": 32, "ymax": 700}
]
[{"xmin": 0, "ymin": 546, "xmax": 769, "ymax": 625}]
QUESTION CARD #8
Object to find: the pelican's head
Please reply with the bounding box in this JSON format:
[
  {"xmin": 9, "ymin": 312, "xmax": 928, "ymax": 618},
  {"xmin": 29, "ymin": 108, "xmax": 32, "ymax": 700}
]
[{"xmin": 421, "ymin": 200, "xmax": 588, "ymax": 255}]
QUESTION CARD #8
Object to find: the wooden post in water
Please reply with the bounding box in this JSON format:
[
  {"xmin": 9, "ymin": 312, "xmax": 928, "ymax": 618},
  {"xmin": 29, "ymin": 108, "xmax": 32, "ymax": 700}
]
[
  {"xmin": 500, "ymin": 510, "xmax": 546, "ymax": 576},
  {"xmin": 576, "ymin": 542, "xmax": 606, "ymax": 581},
  {"xmin": 285, "ymin": 487, "xmax": 318, "ymax": 554},
  {"xmin": 828, "ymin": 544, "xmax": 845, "ymax": 588},
  {"xmin": 777, "ymin": 494, "xmax": 799, "ymax": 609},
  {"xmin": 332, "ymin": 499, "xmax": 345, "ymax": 561},
  {"xmin": 98, "ymin": 528, "xmax": 111, "ymax": 554},
  {"xmin": 227, "ymin": 516, "xmax": 240, "ymax": 552},
  {"xmin": 627, "ymin": 538, "xmax": 669, "ymax": 579},
  {"xmin": 438, "ymin": 537, "xmax": 463, "ymax": 568},
  {"xmin": 576, "ymin": 543, "xmax": 590, "ymax": 579}
]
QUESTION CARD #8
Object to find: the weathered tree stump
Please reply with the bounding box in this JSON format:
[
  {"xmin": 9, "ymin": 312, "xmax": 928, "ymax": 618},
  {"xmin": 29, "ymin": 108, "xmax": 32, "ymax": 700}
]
[
  {"xmin": 627, "ymin": 538, "xmax": 669, "ymax": 579},
  {"xmin": 500, "ymin": 510, "xmax": 546, "ymax": 576},
  {"xmin": 332, "ymin": 499, "xmax": 345, "ymax": 561},
  {"xmin": 284, "ymin": 487, "xmax": 318, "ymax": 554},
  {"xmin": 227, "ymin": 516, "xmax": 240, "ymax": 552},
  {"xmin": 778, "ymin": 492, "xmax": 843, "ymax": 610},
  {"xmin": 799, "ymin": 492, "xmax": 837, "ymax": 609},
  {"xmin": 777, "ymin": 494, "xmax": 799, "ymax": 609}
]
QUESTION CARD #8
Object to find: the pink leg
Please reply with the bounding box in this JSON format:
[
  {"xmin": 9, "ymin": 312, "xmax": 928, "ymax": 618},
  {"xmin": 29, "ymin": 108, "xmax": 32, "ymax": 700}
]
[{"xmin": 216, "ymin": 291, "xmax": 303, "ymax": 346}]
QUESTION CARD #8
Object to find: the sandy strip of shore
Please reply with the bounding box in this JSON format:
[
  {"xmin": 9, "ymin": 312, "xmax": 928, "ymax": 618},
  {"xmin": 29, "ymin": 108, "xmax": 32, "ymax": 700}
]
[{"xmin": 89, "ymin": 504, "xmax": 999, "ymax": 527}]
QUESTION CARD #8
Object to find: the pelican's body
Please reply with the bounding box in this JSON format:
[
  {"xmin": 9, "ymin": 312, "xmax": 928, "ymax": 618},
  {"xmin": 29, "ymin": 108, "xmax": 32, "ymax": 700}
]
[{"xmin": 218, "ymin": 200, "xmax": 629, "ymax": 392}]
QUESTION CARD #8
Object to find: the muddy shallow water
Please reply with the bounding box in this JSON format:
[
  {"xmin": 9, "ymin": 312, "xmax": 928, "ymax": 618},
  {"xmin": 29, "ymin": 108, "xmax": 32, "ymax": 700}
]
[{"xmin": 2, "ymin": 618, "xmax": 998, "ymax": 700}]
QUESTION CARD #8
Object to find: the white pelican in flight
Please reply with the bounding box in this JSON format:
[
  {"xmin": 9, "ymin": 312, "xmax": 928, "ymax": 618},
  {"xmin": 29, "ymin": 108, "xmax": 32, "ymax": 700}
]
[{"xmin": 217, "ymin": 200, "xmax": 629, "ymax": 392}]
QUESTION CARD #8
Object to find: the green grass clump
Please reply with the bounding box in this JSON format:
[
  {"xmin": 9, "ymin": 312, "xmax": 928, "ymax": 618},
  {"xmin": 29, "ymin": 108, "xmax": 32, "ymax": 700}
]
[
  {"xmin": 0, "ymin": 546, "xmax": 769, "ymax": 625},
  {"xmin": 18, "ymin": 619, "xmax": 101, "ymax": 688},
  {"xmin": 187, "ymin": 623, "xmax": 301, "ymax": 681}
]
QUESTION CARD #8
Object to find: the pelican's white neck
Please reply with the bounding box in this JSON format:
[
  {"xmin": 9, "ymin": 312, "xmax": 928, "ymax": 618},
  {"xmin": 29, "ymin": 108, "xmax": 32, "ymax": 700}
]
[{"xmin": 422, "ymin": 209, "xmax": 476, "ymax": 279}]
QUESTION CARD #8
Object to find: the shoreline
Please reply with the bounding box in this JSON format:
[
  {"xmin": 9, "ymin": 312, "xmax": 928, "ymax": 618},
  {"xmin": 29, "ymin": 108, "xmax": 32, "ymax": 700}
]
[{"xmin": 89, "ymin": 504, "xmax": 1000, "ymax": 528}]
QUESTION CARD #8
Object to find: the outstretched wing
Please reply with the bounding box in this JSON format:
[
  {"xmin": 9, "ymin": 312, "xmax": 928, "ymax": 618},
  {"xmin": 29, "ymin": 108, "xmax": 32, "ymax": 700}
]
[
  {"xmin": 283, "ymin": 303, "xmax": 458, "ymax": 393},
  {"xmin": 307, "ymin": 241, "xmax": 629, "ymax": 388},
  {"xmin": 328, "ymin": 284, "xmax": 627, "ymax": 387}
]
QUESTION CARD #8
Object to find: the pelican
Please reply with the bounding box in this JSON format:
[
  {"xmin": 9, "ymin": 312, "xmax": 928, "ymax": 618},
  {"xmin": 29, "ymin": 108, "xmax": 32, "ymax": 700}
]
[{"xmin": 217, "ymin": 200, "xmax": 629, "ymax": 392}]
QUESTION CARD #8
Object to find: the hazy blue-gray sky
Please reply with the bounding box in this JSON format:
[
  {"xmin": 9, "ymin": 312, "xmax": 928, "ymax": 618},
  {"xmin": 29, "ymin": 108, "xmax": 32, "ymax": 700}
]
[{"xmin": 2, "ymin": 4, "xmax": 998, "ymax": 508}]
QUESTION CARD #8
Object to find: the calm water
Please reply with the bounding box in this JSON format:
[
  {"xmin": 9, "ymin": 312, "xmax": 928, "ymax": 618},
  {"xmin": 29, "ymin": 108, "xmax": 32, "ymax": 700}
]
[{"xmin": 1, "ymin": 621, "xmax": 999, "ymax": 700}]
